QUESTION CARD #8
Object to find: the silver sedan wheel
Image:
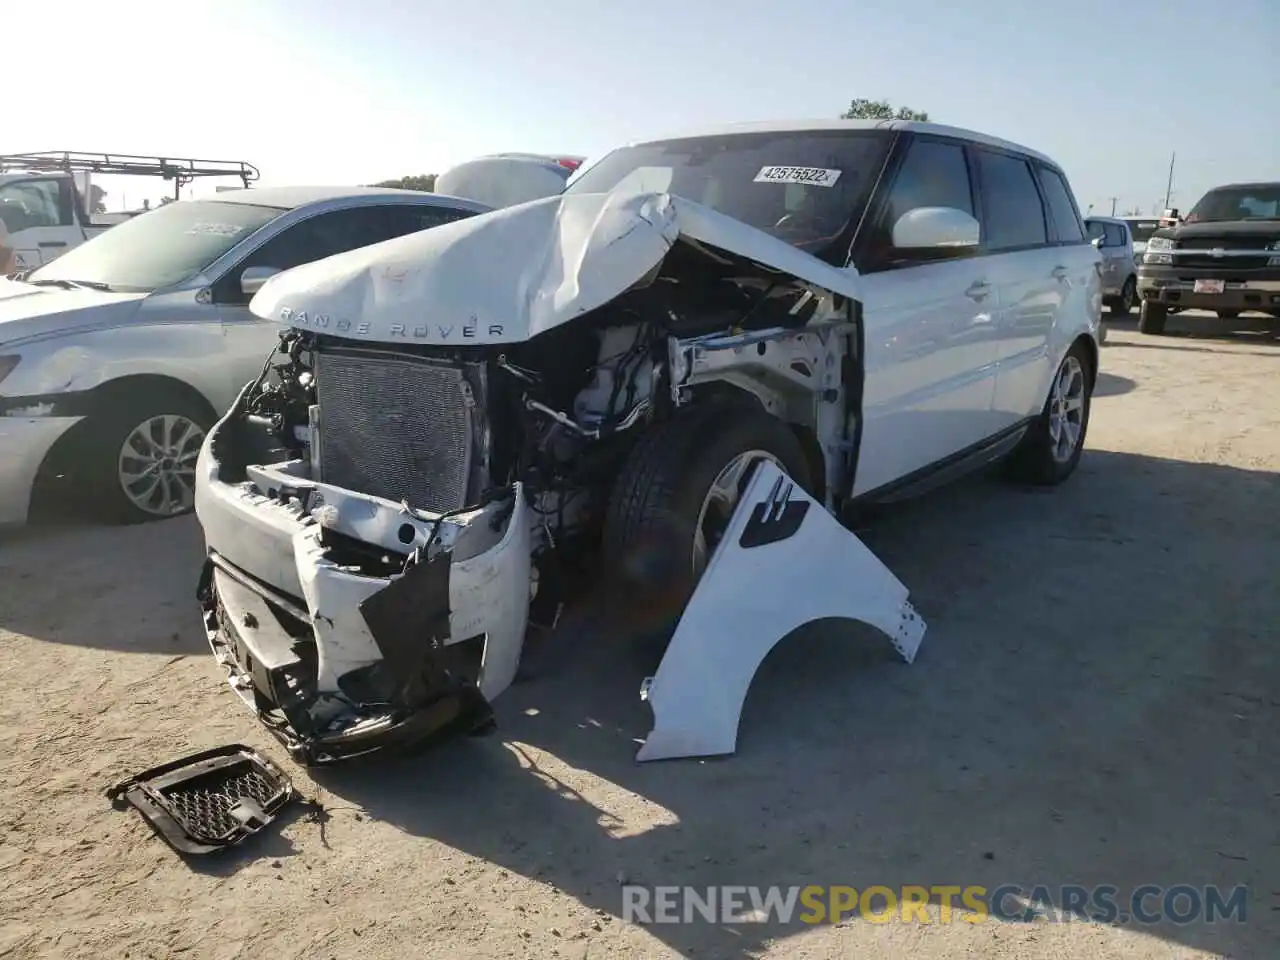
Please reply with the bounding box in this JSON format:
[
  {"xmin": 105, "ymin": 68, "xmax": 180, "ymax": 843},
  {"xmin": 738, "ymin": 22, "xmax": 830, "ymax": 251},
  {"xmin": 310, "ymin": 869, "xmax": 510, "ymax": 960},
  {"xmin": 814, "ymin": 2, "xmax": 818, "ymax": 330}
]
[
  {"xmin": 692, "ymin": 449, "xmax": 782, "ymax": 575},
  {"xmin": 1047, "ymin": 356, "xmax": 1086, "ymax": 463},
  {"xmin": 117, "ymin": 414, "xmax": 205, "ymax": 516}
]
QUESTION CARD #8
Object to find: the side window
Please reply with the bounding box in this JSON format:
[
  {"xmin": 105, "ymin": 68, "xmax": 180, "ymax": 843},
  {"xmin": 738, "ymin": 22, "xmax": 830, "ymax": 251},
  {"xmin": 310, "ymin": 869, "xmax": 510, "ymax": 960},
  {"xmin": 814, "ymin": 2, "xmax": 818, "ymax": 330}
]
[
  {"xmin": 0, "ymin": 179, "xmax": 70, "ymax": 232},
  {"xmin": 975, "ymin": 150, "xmax": 1048, "ymax": 251},
  {"xmin": 1036, "ymin": 166, "xmax": 1085, "ymax": 243},
  {"xmin": 1103, "ymin": 223, "xmax": 1126, "ymax": 248},
  {"xmin": 216, "ymin": 206, "xmax": 397, "ymax": 304},
  {"xmin": 380, "ymin": 204, "xmax": 476, "ymax": 237},
  {"xmin": 1084, "ymin": 219, "xmax": 1106, "ymax": 243},
  {"xmin": 865, "ymin": 138, "xmax": 974, "ymax": 270}
]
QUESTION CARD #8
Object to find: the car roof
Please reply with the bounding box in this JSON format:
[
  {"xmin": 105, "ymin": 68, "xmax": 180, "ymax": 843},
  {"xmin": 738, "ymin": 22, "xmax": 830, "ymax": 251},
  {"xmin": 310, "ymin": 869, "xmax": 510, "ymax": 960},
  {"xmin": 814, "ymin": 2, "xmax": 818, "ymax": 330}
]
[
  {"xmin": 204, "ymin": 184, "xmax": 473, "ymax": 210},
  {"xmin": 1085, "ymin": 215, "xmax": 1129, "ymax": 225},
  {"xmin": 628, "ymin": 118, "xmax": 1058, "ymax": 169},
  {"xmin": 1199, "ymin": 181, "xmax": 1280, "ymax": 192}
]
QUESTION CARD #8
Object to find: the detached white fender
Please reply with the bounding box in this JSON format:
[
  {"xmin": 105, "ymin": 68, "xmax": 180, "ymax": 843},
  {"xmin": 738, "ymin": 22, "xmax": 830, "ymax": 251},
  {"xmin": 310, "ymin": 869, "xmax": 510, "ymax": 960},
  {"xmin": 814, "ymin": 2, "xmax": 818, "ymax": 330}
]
[{"xmin": 636, "ymin": 461, "xmax": 927, "ymax": 762}]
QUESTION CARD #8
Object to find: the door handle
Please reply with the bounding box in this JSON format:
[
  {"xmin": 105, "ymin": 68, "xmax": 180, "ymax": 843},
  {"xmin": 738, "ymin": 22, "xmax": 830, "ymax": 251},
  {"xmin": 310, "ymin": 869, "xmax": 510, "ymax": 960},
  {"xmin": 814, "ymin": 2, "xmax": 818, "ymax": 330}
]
[
  {"xmin": 965, "ymin": 280, "xmax": 991, "ymax": 301},
  {"xmin": 1051, "ymin": 266, "xmax": 1069, "ymax": 281},
  {"xmin": 38, "ymin": 240, "xmax": 68, "ymax": 248}
]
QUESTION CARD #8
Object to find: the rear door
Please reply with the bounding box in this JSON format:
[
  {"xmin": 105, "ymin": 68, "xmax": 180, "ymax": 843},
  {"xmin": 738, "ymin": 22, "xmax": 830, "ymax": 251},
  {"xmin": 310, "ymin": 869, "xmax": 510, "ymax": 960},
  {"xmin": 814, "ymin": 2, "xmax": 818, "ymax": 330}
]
[
  {"xmin": 851, "ymin": 135, "xmax": 1002, "ymax": 495},
  {"xmin": 972, "ymin": 149, "xmax": 1062, "ymax": 427}
]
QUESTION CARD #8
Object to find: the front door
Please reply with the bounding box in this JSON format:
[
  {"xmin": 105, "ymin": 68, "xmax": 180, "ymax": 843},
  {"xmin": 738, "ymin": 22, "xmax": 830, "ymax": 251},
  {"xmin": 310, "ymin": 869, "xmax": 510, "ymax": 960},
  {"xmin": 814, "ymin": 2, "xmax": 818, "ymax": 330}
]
[{"xmin": 851, "ymin": 136, "xmax": 1001, "ymax": 496}]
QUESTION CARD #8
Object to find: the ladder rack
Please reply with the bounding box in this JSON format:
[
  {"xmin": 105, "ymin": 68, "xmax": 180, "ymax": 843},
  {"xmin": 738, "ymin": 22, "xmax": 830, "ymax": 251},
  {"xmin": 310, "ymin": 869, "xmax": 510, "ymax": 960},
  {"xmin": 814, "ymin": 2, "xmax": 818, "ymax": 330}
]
[{"xmin": 0, "ymin": 151, "xmax": 259, "ymax": 198}]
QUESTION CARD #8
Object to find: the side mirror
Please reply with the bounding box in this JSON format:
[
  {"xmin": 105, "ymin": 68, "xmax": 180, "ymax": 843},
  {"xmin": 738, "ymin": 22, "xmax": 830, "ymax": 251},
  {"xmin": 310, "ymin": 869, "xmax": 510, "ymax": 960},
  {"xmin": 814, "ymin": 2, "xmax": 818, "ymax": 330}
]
[
  {"xmin": 240, "ymin": 265, "xmax": 281, "ymax": 297},
  {"xmin": 891, "ymin": 206, "xmax": 980, "ymax": 253},
  {"xmin": 1091, "ymin": 235, "xmax": 1104, "ymax": 248}
]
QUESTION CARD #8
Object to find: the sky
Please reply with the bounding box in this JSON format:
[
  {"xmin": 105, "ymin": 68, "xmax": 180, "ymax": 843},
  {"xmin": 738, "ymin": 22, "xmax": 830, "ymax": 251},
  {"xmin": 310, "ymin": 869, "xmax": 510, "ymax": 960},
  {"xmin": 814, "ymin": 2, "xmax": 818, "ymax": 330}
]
[{"xmin": 6, "ymin": 0, "xmax": 1277, "ymax": 216}]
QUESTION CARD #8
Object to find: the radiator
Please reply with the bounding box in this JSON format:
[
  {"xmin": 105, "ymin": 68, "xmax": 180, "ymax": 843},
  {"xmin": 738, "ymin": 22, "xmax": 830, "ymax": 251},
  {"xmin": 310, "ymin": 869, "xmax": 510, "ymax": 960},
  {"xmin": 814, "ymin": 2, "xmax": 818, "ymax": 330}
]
[{"xmin": 313, "ymin": 348, "xmax": 474, "ymax": 515}]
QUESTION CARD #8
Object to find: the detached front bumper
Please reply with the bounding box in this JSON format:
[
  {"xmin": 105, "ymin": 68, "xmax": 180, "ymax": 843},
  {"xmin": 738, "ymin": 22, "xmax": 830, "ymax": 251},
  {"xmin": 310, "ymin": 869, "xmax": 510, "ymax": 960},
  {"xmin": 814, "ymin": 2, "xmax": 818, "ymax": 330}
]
[{"xmin": 193, "ymin": 417, "xmax": 533, "ymax": 765}]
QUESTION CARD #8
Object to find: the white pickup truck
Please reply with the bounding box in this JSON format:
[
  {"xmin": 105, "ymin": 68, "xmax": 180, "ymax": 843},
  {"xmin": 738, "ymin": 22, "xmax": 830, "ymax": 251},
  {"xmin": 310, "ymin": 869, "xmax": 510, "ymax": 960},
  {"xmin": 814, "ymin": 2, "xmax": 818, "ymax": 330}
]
[{"xmin": 0, "ymin": 152, "xmax": 258, "ymax": 274}]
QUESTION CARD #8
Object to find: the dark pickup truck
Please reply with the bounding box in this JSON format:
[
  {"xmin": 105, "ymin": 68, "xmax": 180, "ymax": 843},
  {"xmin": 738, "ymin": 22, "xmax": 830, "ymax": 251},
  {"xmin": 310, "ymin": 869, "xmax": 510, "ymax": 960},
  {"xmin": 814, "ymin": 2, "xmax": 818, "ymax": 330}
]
[{"xmin": 1137, "ymin": 181, "xmax": 1280, "ymax": 335}]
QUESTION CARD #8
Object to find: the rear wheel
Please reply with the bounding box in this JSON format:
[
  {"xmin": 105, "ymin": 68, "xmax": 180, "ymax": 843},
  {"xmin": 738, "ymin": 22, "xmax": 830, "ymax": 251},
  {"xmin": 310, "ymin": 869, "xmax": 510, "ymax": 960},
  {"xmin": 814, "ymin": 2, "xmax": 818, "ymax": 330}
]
[
  {"xmin": 602, "ymin": 403, "xmax": 812, "ymax": 645},
  {"xmin": 1110, "ymin": 277, "xmax": 1136, "ymax": 316},
  {"xmin": 1138, "ymin": 300, "xmax": 1168, "ymax": 335},
  {"xmin": 1003, "ymin": 342, "xmax": 1092, "ymax": 486}
]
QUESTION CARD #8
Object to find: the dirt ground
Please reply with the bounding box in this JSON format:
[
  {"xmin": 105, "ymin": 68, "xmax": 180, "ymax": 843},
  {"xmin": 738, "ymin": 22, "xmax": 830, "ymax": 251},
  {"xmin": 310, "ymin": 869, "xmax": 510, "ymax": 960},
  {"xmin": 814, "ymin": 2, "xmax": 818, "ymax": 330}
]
[{"xmin": 1, "ymin": 311, "xmax": 1277, "ymax": 960}]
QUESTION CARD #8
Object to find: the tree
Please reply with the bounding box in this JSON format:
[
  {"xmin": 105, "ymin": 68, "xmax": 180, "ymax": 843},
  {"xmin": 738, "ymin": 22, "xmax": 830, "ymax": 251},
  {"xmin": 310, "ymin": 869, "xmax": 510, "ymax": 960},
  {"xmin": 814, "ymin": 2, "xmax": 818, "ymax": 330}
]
[
  {"xmin": 89, "ymin": 184, "xmax": 108, "ymax": 214},
  {"xmin": 841, "ymin": 98, "xmax": 929, "ymax": 122},
  {"xmin": 373, "ymin": 174, "xmax": 437, "ymax": 192}
]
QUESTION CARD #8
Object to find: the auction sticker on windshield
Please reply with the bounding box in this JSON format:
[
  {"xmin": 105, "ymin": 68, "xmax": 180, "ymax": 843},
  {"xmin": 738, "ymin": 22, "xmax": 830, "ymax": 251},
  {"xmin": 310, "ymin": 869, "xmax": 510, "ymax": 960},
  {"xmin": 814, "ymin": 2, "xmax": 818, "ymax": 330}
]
[
  {"xmin": 185, "ymin": 222, "xmax": 247, "ymax": 237},
  {"xmin": 754, "ymin": 166, "xmax": 842, "ymax": 187}
]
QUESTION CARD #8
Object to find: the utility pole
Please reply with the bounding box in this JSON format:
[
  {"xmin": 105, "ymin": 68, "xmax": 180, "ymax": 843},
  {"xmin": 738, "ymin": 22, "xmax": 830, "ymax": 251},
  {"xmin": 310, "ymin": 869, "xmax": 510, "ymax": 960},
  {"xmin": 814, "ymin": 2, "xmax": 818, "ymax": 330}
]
[
  {"xmin": 1108, "ymin": 197, "xmax": 1119, "ymax": 216},
  {"xmin": 1163, "ymin": 152, "xmax": 1176, "ymax": 209}
]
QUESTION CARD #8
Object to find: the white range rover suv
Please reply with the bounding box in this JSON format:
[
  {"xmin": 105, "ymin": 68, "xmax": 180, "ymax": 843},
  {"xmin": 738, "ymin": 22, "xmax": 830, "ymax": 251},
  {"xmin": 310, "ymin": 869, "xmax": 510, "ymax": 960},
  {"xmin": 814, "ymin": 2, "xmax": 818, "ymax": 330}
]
[{"xmin": 193, "ymin": 120, "xmax": 1103, "ymax": 764}]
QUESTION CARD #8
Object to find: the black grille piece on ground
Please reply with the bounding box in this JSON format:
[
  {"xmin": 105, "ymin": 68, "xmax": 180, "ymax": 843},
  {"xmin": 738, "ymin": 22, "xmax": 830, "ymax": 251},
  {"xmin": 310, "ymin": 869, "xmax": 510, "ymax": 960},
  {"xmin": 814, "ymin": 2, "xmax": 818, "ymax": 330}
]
[
  {"xmin": 314, "ymin": 347, "xmax": 474, "ymax": 514},
  {"xmin": 106, "ymin": 744, "xmax": 296, "ymax": 855}
]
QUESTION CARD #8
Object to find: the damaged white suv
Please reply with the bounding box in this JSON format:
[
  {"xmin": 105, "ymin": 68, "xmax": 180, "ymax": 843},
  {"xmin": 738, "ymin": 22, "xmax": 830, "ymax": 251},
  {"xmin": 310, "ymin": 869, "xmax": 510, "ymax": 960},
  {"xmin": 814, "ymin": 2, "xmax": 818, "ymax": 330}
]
[{"xmin": 194, "ymin": 120, "xmax": 1102, "ymax": 765}]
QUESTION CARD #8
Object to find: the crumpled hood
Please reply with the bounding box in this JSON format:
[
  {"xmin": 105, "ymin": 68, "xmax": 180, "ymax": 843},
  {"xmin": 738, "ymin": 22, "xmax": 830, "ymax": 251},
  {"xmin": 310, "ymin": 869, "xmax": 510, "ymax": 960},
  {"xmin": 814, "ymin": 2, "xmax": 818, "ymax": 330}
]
[
  {"xmin": 250, "ymin": 190, "xmax": 863, "ymax": 346},
  {"xmin": 0, "ymin": 277, "xmax": 148, "ymax": 347}
]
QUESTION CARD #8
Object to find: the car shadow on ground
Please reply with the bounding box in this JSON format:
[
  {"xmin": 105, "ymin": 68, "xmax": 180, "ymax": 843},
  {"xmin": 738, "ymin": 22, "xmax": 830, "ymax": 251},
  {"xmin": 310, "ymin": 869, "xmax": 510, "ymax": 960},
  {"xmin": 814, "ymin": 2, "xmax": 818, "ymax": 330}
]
[
  {"xmin": 1093, "ymin": 372, "xmax": 1137, "ymax": 397},
  {"xmin": 1110, "ymin": 310, "xmax": 1280, "ymax": 352},
  {"xmin": 0, "ymin": 514, "xmax": 209, "ymax": 655},
  {"xmin": 306, "ymin": 449, "xmax": 1278, "ymax": 959}
]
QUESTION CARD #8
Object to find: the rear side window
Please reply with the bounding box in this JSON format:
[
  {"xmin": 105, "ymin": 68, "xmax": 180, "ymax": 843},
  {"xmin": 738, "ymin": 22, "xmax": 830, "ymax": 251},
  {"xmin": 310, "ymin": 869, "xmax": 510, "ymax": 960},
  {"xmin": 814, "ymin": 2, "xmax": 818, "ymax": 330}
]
[
  {"xmin": 975, "ymin": 150, "xmax": 1048, "ymax": 251},
  {"xmin": 218, "ymin": 206, "xmax": 405, "ymax": 304},
  {"xmin": 1036, "ymin": 166, "xmax": 1086, "ymax": 243}
]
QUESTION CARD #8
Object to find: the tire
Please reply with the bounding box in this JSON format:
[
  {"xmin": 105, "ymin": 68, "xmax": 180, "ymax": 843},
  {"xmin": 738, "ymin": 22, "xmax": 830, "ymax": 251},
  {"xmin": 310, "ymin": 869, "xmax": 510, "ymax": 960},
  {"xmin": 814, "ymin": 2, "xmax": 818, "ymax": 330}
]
[
  {"xmin": 602, "ymin": 402, "xmax": 812, "ymax": 644},
  {"xmin": 76, "ymin": 388, "xmax": 213, "ymax": 524},
  {"xmin": 1110, "ymin": 277, "xmax": 1136, "ymax": 316},
  {"xmin": 1216, "ymin": 309, "xmax": 1240, "ymax": 320},
  {"xmin": 1138, "ymin": 300, "xmax": 1168, "ymax": 335},
  {"xmin": 1003, "ymin": 341, "xmax": 1093, "ymax": 486}
]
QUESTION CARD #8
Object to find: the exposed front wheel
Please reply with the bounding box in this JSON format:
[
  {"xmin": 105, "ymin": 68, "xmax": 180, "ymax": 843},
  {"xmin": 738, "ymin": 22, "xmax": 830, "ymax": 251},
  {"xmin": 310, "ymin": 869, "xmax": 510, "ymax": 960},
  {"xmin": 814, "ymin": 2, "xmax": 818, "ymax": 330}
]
[
  {"xmin": 1138, "ymin": 300, "xmax": 1168, "ymax": 335},
  {"xmin": 1003, "ymin": 343, "xmax": 1092, "ymax": 486},
  {"xmin": 602, "ymin": 403, "xmax": 813, "ymax": 645}
]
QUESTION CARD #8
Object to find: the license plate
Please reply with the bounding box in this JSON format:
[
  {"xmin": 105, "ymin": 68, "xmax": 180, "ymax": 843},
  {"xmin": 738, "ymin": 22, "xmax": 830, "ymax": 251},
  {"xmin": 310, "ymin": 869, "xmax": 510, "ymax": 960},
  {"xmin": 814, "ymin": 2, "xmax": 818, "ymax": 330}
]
[{"xmin": 1193, "ymin": 279, "xmax": 1225, "ymax": 294}]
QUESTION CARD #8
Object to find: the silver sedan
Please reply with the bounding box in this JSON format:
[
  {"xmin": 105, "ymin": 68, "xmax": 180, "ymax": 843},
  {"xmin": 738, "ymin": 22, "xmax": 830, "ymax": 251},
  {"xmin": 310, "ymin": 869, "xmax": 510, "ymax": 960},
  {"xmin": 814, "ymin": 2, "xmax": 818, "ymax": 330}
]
[{"xmin": 0, "ymin": 186, "xmax": 489, "ymax": 525}]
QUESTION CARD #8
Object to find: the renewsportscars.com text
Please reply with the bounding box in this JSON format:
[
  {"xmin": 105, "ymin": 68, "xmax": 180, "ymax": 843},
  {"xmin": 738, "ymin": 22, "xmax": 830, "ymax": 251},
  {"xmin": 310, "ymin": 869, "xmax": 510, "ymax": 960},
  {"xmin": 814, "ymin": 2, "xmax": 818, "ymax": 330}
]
[{"xmin": 622, "ymin": 884, "xmax": 1250, "ymax": 926}]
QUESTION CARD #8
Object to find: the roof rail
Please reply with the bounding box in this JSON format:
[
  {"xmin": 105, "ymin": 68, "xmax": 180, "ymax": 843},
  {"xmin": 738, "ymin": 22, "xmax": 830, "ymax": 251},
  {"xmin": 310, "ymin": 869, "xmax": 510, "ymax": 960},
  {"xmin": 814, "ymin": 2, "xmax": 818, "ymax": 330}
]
[{"xmin": 0, "ymin": 151, "xmax": 259, "ymax": 198}]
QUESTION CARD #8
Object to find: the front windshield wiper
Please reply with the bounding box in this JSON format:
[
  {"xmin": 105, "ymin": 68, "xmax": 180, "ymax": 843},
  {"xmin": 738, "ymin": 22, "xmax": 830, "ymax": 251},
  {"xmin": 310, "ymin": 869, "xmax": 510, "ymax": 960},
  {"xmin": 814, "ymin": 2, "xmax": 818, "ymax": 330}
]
[{"xmin": 24, "ymin": 278, "xmax": 113, "ymax": 292}]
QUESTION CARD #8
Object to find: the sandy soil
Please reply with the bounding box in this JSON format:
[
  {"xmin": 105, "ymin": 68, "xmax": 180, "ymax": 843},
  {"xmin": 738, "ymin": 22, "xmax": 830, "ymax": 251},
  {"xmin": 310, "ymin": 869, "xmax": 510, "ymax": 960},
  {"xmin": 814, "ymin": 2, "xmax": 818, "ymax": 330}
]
[{"xmin": 1, "ymin": 311, "xmax": 1277, "ymax": 960}]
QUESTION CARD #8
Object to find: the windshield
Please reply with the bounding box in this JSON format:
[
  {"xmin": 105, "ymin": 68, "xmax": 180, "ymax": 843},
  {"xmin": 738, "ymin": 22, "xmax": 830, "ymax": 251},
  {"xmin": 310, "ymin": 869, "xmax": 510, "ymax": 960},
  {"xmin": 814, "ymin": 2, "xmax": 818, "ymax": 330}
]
[
  {"xmin": 565, "ymin": 130, "xmax": 894, "ymax": 264},
  {"xmin": 27, "ymin": 199, "xmax": 283, "ymax": 292},
  {"xmin": 1125, "ymin": 220, "xmax": 1161, "ymax": 243},
  {"xmin": 1185, "ymin": 184, "xmax": 1280, "ymax": 223}
]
